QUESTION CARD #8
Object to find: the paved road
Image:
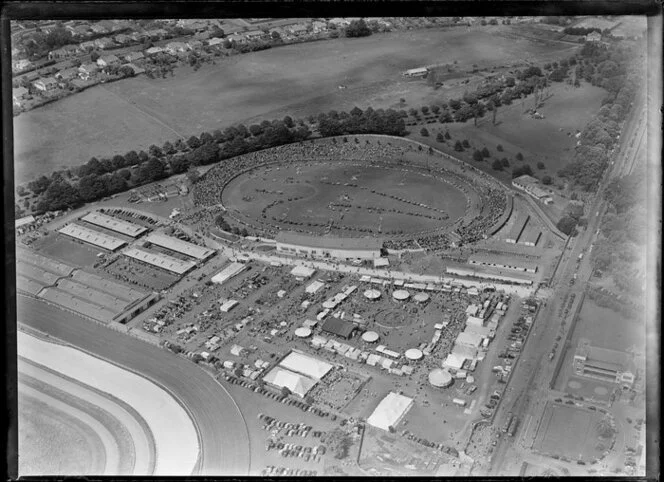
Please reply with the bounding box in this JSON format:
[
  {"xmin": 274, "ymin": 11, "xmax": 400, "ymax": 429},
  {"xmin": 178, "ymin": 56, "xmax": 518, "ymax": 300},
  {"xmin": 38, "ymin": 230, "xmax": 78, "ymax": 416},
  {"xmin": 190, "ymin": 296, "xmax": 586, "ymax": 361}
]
[{"xmin": 17, "ymin": 295, "xmax": 251, "ymax": 476}]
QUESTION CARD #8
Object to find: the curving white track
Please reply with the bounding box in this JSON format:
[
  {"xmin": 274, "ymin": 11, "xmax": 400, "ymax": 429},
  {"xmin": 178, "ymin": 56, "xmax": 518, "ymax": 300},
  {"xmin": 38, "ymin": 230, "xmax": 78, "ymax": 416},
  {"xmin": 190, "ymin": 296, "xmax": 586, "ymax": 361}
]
[{"xmin": 17, "ymin": 331, "xmax": 199, "ymax": 475}]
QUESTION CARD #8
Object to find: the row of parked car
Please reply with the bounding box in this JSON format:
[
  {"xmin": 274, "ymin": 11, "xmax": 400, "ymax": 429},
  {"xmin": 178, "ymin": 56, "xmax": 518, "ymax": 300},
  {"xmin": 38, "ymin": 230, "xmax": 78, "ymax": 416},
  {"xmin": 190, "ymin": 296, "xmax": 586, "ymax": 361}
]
[
  {"xmin": 400, "ymin": 429, "xmax": 458, "ymax": 456},
  {"xmin": 223, "ymin": 374, "xmax": 338, "ymax": 420},
  {"xmin": 258, "ymin": 414, "xmax": 313, "ymax": 438},
  {"xmin": 266, "ymin": 439, "xmax": 326, "ymax": 462},
  {"xmin": 261, "ymin": 466, "xmax": 317, "ymax": 476}
]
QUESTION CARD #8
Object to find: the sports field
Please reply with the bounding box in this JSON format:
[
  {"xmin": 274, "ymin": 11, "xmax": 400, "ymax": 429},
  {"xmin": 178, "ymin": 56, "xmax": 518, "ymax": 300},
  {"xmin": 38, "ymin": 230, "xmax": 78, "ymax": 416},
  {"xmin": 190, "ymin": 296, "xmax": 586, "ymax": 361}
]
[
  {"xmin": 532, "ymin": 402, "xmax": 607, "ymax": 462},
  {"xmin": 13, "ymin": 27, "xmax": 576, "ymax": 184},
  {"xmin": 222, "ymin": 161, "xmax": 470, "ymax": 237}
]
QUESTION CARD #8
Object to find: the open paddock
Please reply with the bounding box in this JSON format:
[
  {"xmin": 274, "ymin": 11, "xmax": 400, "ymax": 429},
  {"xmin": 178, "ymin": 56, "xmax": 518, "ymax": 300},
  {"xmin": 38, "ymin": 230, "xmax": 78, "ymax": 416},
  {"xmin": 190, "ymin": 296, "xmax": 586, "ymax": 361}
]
[
  {"xmin": 98, "ymin": 256, "xmax": 180, "ymax": 291},
  {"xmin": 14, "ymin": 27, "xmax": 577, "ymax": 183},
  {"xmin": 32, "ymin": 233, "xmax": 104, "ymax": 268},
  {"xmin": 532, "ymin": 402, "xmax": 609, "ymax": 463}
]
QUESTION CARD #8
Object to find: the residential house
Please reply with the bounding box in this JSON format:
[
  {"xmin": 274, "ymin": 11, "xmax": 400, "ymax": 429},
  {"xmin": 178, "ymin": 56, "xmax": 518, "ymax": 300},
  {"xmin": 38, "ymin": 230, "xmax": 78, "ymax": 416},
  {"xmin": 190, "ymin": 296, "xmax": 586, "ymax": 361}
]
[
  {"xmin": 145, "ymin": 28, "xmax": 167, "ymax": 39},
  {"xmin": 177, "ymin": 19, "xmax": 209, "ymax": 32},
  {"xmin": 207, "ymin": 37, "xmax": 224, "ymax": 46},
  {"xmin": 48, "ymin": 45, "xmax": 78, "ymax": 61},
  {"xmin": 71, "ymin": 24, "xmax": 92, "ymax": 37},
  {"xmin": 165, "ymin": 41, "xmax": 188, "ymax": 55},
  {"xmin": 194, "ymin": 31, "xmax": 211, "ymax": 41},
  {"xmin": 94, "ymin": 37, "xmax": 116, "ymax": 49},
  {"xmin": 121, "ymin": 63, "xmax": 145, "ymax": 75},
  {"xmin": 114, "ymin": 33, "xmax": 133, "ymax": 44},
  {"xmin": 97, "ymin": 20, "xmax": 117, "ymax": 32},
  {"xmin": 123, "ymin": 51, "xmax": 144, "ymax": 62},
  {"xmin": 33, "ymin": 77, "xmax": 59, "ymax": 91},
  {"xmin": 186, "ymin": 39, "xmax": 203, "ymax": 50},
  {"xmin": 270, "ymin": 27, "xmax": 286, "ymax": 38},
  {"xmin": 78, "ymin": 62, "xmax": 100, "ymax": 80},
  {"xmin": 12, "ymin": 87, "xmax": 29, "ymax": 106},
  {"xmin": 311, "ymin": 21, "xmax": 328, "ymax": 33},
  {"xmin": 585, "ymin": 31, "xmax": 602, "ymax": 43},
  {"xmin": 226, "ymin": 33, "xmax": 246, "ymax": 43},
  {"xmin": 55, "ymin": 67, "xmax": 80, "ymax": 81},
  {"xmin": 97, "ymin": 54, "xmax": 120, "ymax": 67},
  {"xmin": 78, "ymin": 40, "xmax": 97, "ymax": 52},
  {"xmin": 12, "ymin": 59, "xmax": 31, "ymax": 73},
  {"xmin": 145, "ymin": 46, "xmax": 164, "ymax": 55},
  {"xmin": 328, "ymin": 18, "xmax": 351, "ymax": 28},
  {"xmin": 90, "ymin": 23, "xmax": 109, "ymax": 34},
  {"xmin": 244, "ymin": 30, "xmax": 264, "ymax": 41},
  {"xmin": 287, "ymin": 24, "xmax": 309, "ymax": 36}
]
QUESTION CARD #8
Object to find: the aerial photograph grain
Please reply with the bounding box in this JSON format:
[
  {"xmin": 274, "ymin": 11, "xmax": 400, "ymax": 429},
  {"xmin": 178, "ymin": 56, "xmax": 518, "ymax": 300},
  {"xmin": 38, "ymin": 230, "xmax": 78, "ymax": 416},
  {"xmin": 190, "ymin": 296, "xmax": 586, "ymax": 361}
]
[{"xmin": 9, "ymin": 12, "xmax": 659, "ymax": 478}]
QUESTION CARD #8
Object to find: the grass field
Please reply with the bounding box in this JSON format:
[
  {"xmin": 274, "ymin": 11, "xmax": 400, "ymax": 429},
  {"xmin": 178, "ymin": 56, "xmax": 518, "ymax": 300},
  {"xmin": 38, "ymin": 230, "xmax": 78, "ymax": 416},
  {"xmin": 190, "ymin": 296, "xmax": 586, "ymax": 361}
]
[
  {"xmin": 13, "ymin": 27, "xmax": 577, "ymax": 184},
  {"xmin": 222, "ymin": 162, "xmax": 470, "ymax": 237},
  {"xmin": 411, "ymin": 82, "xmax": 607, "ymax": 183},
  {"xmin": 533, "ymin": 402, "xmax": 607, "ymax": 463},
  {"xmin": 32, "ymin": 233, "xmax": 103, "ymax": 267}
]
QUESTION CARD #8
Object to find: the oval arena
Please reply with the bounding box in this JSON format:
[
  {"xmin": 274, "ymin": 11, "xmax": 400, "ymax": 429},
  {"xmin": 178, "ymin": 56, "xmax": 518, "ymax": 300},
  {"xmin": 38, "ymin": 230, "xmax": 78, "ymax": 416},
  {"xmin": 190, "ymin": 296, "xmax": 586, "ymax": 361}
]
[{"xmin": 194, "ymin": 135, "xmax": 512, "ymax": 251}]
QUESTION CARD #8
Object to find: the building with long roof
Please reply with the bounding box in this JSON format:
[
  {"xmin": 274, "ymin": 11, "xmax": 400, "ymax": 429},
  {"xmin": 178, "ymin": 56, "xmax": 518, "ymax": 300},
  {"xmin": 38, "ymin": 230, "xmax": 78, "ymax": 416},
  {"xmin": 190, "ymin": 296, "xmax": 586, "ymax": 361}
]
[
  {"xmin": 573, "ymin": 339, "xmax": 636, "ymax": 388},
  {"xmin": 123, "ymin": 247, "xmax": 197, "ymax": 275},
  {"xmin": 59, "ymin": 223, "xmax": 127, "ymax": 251},
  {"xmin": 367, "ymin": 392, "xmax": 414, "ymax": 431},
  {"xmin": 144, "ymin": 232, "xmax": 215, "ymax": 260},
  {"xmin": 81, "ymin": 211, "xmax": 148, "ymax": 237},
  {"xmin": 276, "ymin": 232, "xmax": 383, "ymax": 260}
]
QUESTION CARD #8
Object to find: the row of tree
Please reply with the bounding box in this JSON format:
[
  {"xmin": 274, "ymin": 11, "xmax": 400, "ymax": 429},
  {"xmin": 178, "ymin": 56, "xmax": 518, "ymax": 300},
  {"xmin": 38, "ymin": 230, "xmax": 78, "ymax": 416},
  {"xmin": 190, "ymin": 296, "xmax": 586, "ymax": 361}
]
[{"xmin": 317, "ymin": 106, "xmax": 407, "ymax": 137}]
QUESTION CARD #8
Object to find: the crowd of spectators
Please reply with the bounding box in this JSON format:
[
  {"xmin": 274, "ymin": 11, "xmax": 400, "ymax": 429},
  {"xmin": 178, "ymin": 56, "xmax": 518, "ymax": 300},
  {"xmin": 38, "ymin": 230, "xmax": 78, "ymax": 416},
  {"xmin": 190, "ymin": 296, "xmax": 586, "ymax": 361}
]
[{"xmin": 193, "ymin": 136, "xmax": 509, "ymax": 250}]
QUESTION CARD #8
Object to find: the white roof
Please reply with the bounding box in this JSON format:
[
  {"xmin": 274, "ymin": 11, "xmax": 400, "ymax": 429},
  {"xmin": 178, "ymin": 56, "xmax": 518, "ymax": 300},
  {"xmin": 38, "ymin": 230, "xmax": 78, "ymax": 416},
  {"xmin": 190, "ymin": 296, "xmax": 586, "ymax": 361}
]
[
  {"xmin": 465, "ymin": 304, "xmax": 479, "ymax": 316},
  {"xmin": 367, "ymin": 392, "xmax": 414, "ymax": 431},
  {"xmin": 364, "ymin": 289, "xmax": 381, "ymax": 300},
  {"xmin": 211, "ymin": 262, "xmax": 246, "ymax": 284},
  {"xmin": 278, "ymin": 350, "xmax": 333, "ymax": 381},
  {"xmin": 123, "ymin": 247, "xmax": 196, "ymax": 275},
  {"xmin": 452, "ymin": 344, "xmax": 478, "ymax": 360},
  {"xmin": 294, "ymin": 327, "xmax": 312, "ymax": 338},
  {"xmin": 392, "ymin": 289, "xmax": 410, "ymax": 300},
  {"xmin": 373, "ymin": 257, "xmax": 389, "ymax": 268},
  {"xmin": 82, "ymin": 211, "xmax": 147, "ymax": 237},
  {"xmin": 464, "ymin": 324, "xmax": 493, "ymax": 338},
  {"xmin": 455, "ymin": 331, "xmax": 484, "ymax": 348},
  {"xmin": 414, "ymin": 293, "xmax": 430, "ymax": 303},
  {"xmin": 466, "ymin": 315, "xmax": 485, "ymax": 327},
  {"xmin": 443, "ymin": 353, "xmax": 466, "ymax": 370},
  {"xmin": 305, "ymin": 280, "xmax": 325, "ymax": 294},
  {"xmin": 144, "ymin": 232, "xmax": 214, "ymax": 260},
  {"xmin": 362, "ymin": 331, "xmax": 379, "ymax": 342},
  {"xmin": 429, "ymin": 369, "xmax": 453, "ymax": 387},
  {"xmin": 290, "ymin": 265, "xmax": 315, "ymax": 278},
  {"xmin": 230, "ymin": 344, "xmax": 245, "ymax": 356},
  {"xmin": 263, "ymin": 366, "xmax": 316, "ymax": 398},
  {"xmin": 15, "ymin": 215, "xmax": 36, "ymax": 228},
  {"xmin": 59, "ymin": 223, "xmax": 127, "ymax": 251},
  {"xmin": 405, "ymin": 348, "xmax": 423, "ymax": 360},
  {"xmin": 220, "ymin": 299, "xmax": 239, "ymax": 312}
]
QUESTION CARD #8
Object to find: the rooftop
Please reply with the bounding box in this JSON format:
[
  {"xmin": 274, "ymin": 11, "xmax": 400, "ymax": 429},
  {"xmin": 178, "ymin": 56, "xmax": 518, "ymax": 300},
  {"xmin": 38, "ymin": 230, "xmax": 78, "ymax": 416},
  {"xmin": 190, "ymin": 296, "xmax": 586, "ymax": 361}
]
[
  {"xmin": 321, "ymin": 318, "xmax": 356, "ymax": 339},
  {"xmin": 144, "ymin": 232, "xmax": 214, "ymax": 260},
  {"xmin": 59, "ymin": 223, "xmax": 127, "ymax": 251},
  {"xmin": 82, "ymin": 211, "xmax": 148, "ymax": 237},
  {"xmin": 123, "ymin": 246, "xmax": 196, "ymax": 275},
  {"xmin": 276, "ymin": 232, "xmax": 383, "ymax": 251}
]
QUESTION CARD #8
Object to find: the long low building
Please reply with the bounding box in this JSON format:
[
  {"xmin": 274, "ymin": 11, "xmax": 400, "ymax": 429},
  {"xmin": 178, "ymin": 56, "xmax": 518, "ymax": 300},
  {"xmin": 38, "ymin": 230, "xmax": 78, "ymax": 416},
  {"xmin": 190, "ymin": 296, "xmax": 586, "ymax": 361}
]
[
  {"xmin": 446, "ymin": 266, "xmax": 534, "ymax": 286},
  {"xmin": 573, "ymin": 339, "xmax": 636, "ymax": 389},
  {"xmin": 123, "ymin": 247, "xmax": 197, "ymax": 275},
  {"xmin": 468, "ymin": 252, "xmax": 539, "ymax": 273},
  {"xmin": 59, "ymin": 223, "xmax": 127, "ymax": 251},
  {"xmin": 144, "ymin": 232, "xmax": 215, "ymax": 261},
  {"xmin": 276, "ymin": 232, "xmax": 383, "ymax": 260},
  {"xmin": 81, "ymin": 211, "xmax": 148, "ymax": 238},
  {"xmin": 505, "ymin": 213, "xmax": 530, "ymax": 244},
  {"xmin": 211, "ymin": 262, "xmax": 247, "ymax": 284},
  {"xmin": 520, "ymin": 228, "xmax": 542, "ymax": 247}
]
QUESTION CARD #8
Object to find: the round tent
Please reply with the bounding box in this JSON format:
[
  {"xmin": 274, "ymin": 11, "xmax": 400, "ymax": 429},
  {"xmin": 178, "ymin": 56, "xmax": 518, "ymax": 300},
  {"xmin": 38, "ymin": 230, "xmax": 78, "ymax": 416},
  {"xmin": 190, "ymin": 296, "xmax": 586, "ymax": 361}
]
[
  {"xmin": 363, "ymin": 289, "xmax": 381, "ymax": 300},
  {"xmin": 392, "ymin": 289, "xmax": 410, "ymax": 301},
  {"xmin": 414, "ymin": 292, "xmax": 430, "ymax": 303},
  {"xmin": 428, "ymin": 368, "xmax": 453, "ymax": 388},
  {"xmin": 294, "ymin": 327, "xmax": 312, "ymax": 338},
  {"xmin": 405, "ymin": 348, "xmax": 423, "ymax": 361},
  {"xmin": 361, "ymin": 331, "xmax": 379, "ymax": 343}
]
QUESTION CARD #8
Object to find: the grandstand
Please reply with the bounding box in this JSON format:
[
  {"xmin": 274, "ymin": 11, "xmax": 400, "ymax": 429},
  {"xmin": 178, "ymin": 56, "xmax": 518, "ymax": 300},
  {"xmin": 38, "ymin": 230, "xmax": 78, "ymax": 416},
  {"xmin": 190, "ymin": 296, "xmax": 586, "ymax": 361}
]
[
  {"xmin": 144, "ymin": 232, "xmax": 215, "ymax": 261},
  {"xmin": 123, "ymin": 246, "xmax": 197, "ymax": 275},
  {"xmin": 59, "ymin": 223, "xmax": 127, "ymax": 251},
  {"xmin": 81, "ymin": 211, "xmax": 148, "ymax": 238}
]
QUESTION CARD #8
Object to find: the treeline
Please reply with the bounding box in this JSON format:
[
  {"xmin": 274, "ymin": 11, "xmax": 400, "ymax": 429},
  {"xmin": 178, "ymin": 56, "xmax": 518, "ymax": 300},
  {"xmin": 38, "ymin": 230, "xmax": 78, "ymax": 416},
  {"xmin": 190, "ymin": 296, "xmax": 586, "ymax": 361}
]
[
  {"xmin": 591, "ymin": 167, "xmax": 646, "ymax": 295},
  {"xmin": 563, "ymin": 26, "xmax": 601, "ymax": 36},
  {"xmin": 317, "ymin": 106, "xmax": 407, "ymax": 137},
  {"xmin": 558, "ymin": 42, "xmax": 639, "ymax": 191}
]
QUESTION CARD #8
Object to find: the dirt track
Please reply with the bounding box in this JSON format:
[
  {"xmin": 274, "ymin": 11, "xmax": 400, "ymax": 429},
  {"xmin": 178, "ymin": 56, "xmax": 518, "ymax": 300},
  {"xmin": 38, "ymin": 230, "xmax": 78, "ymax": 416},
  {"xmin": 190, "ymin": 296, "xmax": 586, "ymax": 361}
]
[{"xmin": 17, "ymin": 295, "xmax": 251, "ymax": 476}]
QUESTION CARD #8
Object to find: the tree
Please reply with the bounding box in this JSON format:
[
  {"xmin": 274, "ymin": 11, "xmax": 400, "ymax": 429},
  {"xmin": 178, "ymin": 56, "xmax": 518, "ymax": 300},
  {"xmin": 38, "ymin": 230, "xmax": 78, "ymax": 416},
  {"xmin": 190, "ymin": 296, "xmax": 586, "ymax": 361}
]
[
  {"xmin": 557, "ymin": 216, "xmax": 578, "ymax": 236},
  {"xmin": 280, "ymin": 386, "xmax": 292, "ymax": 397},
  {"xmin": 501, "ymin": 158, "xmax": 510, "ymax": 168},
  {"xmin": 90, "ymin": 51, "xmax": 100, "ymax": 62},
  {"xmin": 421, "ymin": 106, "xmax": 429, "ymax": 115},
  {"xmin": 462, "ymin": 139, "xmax": 470, "ymax": 148},
  {"xmin": 420, "ymin": 127, "xmax": 429, "ymax": 137},
  {"xmin": 444, "ymin": 131, "xmax": 451, "ymax": 140},
  {"xmin": 186, "ymin": 169, "xmax": 201, "ymax": 184},
  {"xmin": 345, "ymin": 18, "xmax": 372, "ymax": 37},
  {"xmin": 537, "ymin": 161, "xmax": 546, "ymax": 170},
  {"xmin": 542, "ymin": 175, "xmax": 553, "ymax": 185},
  {"xmin": 436, "ymin": 132, "xmax": 445, "ymax": 143},
  {"xmin": 111, "ymin": 154, "xmax": 127, "ymax": 171},
  {"xmin": 36, "ymin": 180, "xmax": 82, "ymax": 213},
  {"xmin": 454, "ymin": 140, "xmax": 464, "ymax": 151},
  {"xmin": 497, "ymin": 144, "xmax": 504, "ymax": 152},
  {"xmin": 431, "ymin": 105, "xmax": 440, "ymax": 114},
  {"xmin": 149, "ymin": 144, "xmax": 163, "ymax": 158},
  {"xmin": 492, "ymin": 159, "xmax": 504, "ymax": 170},
  {"xmin": 187, "ymin": 135, "xmax": 201, "ymax": 149},
  {"xmin": 516, "ymin": 152, "xmax": 524, "ymax": 161},
  {"xmin": 481, "ymin": 147, "xmax": 490, "ymax": 158},
  {"xmin": 271, "ymin": 30, "xmax": 281, "ymax": 40},
  {"xmin": 472, "ymin": 150, "xmax": 483, "ymax": 162}
]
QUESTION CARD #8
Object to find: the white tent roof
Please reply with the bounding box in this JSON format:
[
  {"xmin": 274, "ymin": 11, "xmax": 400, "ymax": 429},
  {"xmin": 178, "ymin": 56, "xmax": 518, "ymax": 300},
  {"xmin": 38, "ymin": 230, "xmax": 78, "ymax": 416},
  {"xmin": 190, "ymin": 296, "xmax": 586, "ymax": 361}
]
[
  {"xmin": 305, "ymin": 280, "xmax": 325, "ymax": 294},
  {"xmin": 466, "ymin": 315, "xmax": 485, "ymax": 327},
  {"xmin": 452, "ymin": 344, "xmax": 478, "ymax": 360},
  {"xmin": 279, "ymin": 350, "xmax": 333, "ymax": 380},
  {"xmin": 263, "ymin": 366, "xmax": 316, "ymax": 398},
  {"xmin": 443, "ymin": 353, "xmax": 466, "ymax": 370},
  {"xmin": 367, "ymin": 392, "xmax": 414, "ymax": 431},
  {"xmin": 455, "ymin": 331, "xmax": 483, "ymax": 348},
  {"xmin": 211, "ymin": 262, "xmax": 246, "ymax": 284},
  {"xmin": 290, "ymin": 265, "xmax": 315, "ymax": 278}
]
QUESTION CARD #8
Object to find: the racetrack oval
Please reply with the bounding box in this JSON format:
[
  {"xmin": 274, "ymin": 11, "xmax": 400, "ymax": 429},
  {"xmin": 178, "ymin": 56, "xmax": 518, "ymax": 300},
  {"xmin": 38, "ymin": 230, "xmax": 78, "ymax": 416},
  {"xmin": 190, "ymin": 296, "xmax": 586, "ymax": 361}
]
[{"xmin": 17, "ymin": 295, "xmax": 251, "ymax": 476}]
